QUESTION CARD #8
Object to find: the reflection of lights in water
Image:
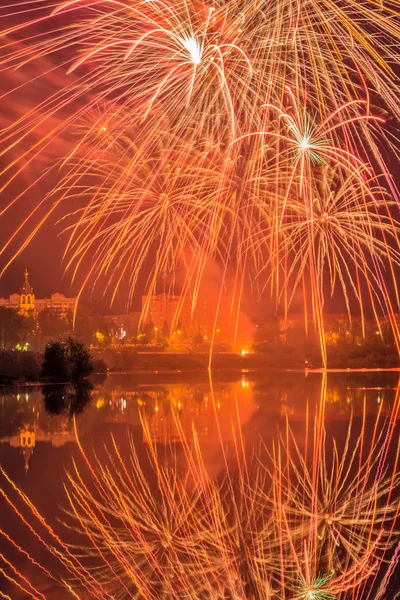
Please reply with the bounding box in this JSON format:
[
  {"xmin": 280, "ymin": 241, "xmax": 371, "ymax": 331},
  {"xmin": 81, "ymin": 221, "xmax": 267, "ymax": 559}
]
[
  {"xmin": 2, "ymin": 399, "xmax": 399, "ymax": 599},
  {"xmin": 241, "ymin": 380, "xmax": 249, "ymax": 389},
  {"xmin": 241, "ymin": 349, "xmax": 248, "ymax": 356},
  {"xmin": 271, "ymin": 411, "xmax": 400, "ymax": 576},
  {"xmin": 95, "ymin": 398, "xmax": 105, "ymax": 409}
]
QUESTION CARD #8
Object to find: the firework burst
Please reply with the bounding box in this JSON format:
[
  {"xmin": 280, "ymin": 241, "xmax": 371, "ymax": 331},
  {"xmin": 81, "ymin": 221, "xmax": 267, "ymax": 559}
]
[{"xmin": 1, "ymin": 0, "xmax": 400, "ymax": 361}]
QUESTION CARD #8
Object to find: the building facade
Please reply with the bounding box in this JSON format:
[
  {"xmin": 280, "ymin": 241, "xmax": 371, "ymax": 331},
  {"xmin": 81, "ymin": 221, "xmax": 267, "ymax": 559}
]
[
  {"xmin": 142, "ymin": 293, "xmax": 253, "ymax": 346},
  {"xmin": 142, "ymin": 293, "xmax": 192, "ymax": 335},
  {"xmin": 0, "ymin": 269, "xmax": 76, "ymax": 318},
  {"xmin": 104, "ymin": 312, "xmax": 141, "ymax": 342}
]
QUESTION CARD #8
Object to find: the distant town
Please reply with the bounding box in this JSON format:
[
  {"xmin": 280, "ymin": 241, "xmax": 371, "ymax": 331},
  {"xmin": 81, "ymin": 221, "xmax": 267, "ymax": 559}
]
[{"xmin": 0, "ymin": 269, "xmax": 399, "ymax": 369}]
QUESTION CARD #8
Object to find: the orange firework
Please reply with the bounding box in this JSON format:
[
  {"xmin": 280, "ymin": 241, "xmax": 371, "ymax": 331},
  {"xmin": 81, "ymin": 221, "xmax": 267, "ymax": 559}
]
[{"xmin": 0, "ymin": 0, "xmax": 400, "ymax": 362}]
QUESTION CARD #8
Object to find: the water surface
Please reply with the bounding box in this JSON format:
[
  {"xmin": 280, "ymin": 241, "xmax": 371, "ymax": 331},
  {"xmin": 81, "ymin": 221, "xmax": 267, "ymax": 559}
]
[{"xmin": 0, "ymin": 370, "xmax": 399, "ymax": 598}]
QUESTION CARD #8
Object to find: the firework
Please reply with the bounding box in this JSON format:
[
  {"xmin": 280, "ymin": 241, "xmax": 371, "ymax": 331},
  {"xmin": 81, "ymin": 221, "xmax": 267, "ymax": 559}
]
[
  {"xmin": 266, "ymin": 167, "xmax": 400, "ymax": 361},
  {"xmin": 55, "ymin": 131, "xmax": 227, "ymax": 306},
  {"xmin": 1, "ymin": 0, "xmax": 400, "ymax": 361}
]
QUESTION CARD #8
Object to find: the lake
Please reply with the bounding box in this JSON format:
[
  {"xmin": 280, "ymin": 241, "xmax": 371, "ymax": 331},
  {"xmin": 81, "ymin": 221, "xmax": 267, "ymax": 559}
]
[{"xmin": 0, "ymin": 370, "xmax": 399, "ymax": 598}]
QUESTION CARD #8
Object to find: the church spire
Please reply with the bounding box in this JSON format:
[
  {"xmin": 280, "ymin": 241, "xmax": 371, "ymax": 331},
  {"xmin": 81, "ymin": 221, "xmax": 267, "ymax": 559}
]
[
  {"xmin": 21, "ymin": 267, "xmax": 33, "ymax": 295},
  {"xmin": 19, "ymin": 267, "xmax": 35, "ymax": 315}
]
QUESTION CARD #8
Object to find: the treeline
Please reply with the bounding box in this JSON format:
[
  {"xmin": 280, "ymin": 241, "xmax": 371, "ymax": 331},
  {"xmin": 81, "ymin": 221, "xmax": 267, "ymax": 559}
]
[
  {"xmin": 0, "ymin": 349, "xmax": 42, "ymax": 383},
  {"xmin": 253, "ymin": 318, "xmax": 400, "ymax": 368},
  {"xmin": 0, "ymin": 338, "xmax": 106, "ymax": 384},
  {"xmin": 0, "ymin": 305, "xmax": 110, "ymax": 351}
]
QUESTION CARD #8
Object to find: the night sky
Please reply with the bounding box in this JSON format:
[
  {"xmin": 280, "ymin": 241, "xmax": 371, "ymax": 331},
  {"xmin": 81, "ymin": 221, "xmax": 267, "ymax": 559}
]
[{"xmin": 1, "ymin": 1, "xmax": 399, "ymax": 319}]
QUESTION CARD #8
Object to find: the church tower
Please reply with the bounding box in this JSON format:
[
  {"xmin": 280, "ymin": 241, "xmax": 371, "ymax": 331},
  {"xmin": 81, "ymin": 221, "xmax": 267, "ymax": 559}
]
[{"xmin": 19, "ymin": 268, "xmax": 36, "ymax": 316}]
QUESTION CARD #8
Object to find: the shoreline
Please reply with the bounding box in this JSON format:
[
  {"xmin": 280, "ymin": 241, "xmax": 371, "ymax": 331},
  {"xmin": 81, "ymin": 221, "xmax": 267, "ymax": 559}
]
[
  {"xmin": 2, "ymin": 365, "xmax": 400, "ymax": 389},
  {"xmin": 1, "ymin": 347, "xmax": 400, "ymax": 386}
]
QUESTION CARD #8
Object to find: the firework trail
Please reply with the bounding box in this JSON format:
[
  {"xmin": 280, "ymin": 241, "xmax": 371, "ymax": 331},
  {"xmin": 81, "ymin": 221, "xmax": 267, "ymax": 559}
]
[
  {"xmin": 1, "ymin": 0, "xmax": 400, "ymax": 360},
  {"xmin": 261, "ymin": 167, "xmax": 400, "ymax": 362}
]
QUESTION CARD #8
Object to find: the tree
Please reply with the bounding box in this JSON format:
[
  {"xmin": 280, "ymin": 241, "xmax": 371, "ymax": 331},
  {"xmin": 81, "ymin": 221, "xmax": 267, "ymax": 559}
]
[
  {"xmin": 92, "ymin": 316, "xmax": 111, "ymax": 346},
  {"xmin": 66, "ymin": 338, "xmax": 93, "ymax": 381},
  {"xmin": 73, "ymin": 305, "xmax": 96, "ymax": 345},
  {"xmin": 74, "ymin": 305, "xmax": 110, "ymax": 346},
  {"xmin": 0, "ymin": 349, "xmax": 41, "ymax": 382},
  {"xmin": 254, "ymin": 318, "xmax": 281, "ymax": 345},
  {"xmin": 41, "ymin": 340, "xmax": 69, "ymax": 382},
  {"xmin": 161, "ymin": 320, "xmax": 170, "ymax": 339},
  {"xmin": 41, "ymin": 338, "xmax": 93, "ymax": 383},
  {"xmin": 192, "ymin": 333, "xmax": 204, "ymax": 345},
  {"xmin": 140, "ymin": 321, "xmax": 155, "ymax": 344},
  {"xmin": 38, "ymin": 309, "xmax": 69, "ymax": 339},
  {"xmin": 0, "ymin": 307, "xmax": 36, "ymax": 349}
]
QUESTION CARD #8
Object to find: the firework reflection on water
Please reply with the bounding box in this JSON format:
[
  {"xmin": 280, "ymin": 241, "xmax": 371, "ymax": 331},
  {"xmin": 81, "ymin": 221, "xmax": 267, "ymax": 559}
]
[{"xmin": 0, "ymin": 374, "xmax": 399, "ymax": 599}]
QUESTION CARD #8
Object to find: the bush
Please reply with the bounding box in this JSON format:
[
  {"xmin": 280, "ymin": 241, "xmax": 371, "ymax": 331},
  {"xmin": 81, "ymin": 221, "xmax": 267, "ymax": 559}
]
[
  {"xmin": 92, "ymin": 358, "xmax": 108, "ymax": 373},
  {"xmin": 41, "ymin": 340, "xmax": 69, "ymax": 382},
  {"xmin": 41, "ymin": 338, "xmax": 93, "ymax": 383}
]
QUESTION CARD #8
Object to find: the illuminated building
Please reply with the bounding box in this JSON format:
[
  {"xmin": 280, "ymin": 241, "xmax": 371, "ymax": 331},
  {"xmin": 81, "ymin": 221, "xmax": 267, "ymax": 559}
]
[
  {"xmin": 142, "ymin": 293, "xmax": 253, "ymax": 345},
  {"xmin": 19, "ymin": 268, "xmax": 36, "ymax": 316},
  {"xmin": 104, "ymin": 312, "xmax": 141, "ymax": 341},
  {"xmin": 0, "ymin": 269, "xmax": 76, "ymax": 318},
  {"xmin": 142, "ymin": 293, "xmax": 192, "ymax": 334}
]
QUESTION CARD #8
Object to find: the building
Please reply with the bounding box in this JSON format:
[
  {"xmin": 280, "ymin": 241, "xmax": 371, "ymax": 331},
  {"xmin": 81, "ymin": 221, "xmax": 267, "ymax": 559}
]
[
  {"xmin": 35, "ymin": 292, "xmax": 77, "ymax": 316},
  {"xmin": 0, "ymin": 269, "xmax": 77, "ymax": 318},
  {"xmin": 142, "ymin": 293, "xmax": 192, "ymax": 335},
  {"xmin": 142, "ymin": 293, "xmax": 254, "ymax": 346},
  {"xmin": 104, "ymin": 312, "xmax": 141, "ymax": 342},
  {"xmin": 0, "ymin": 268, "xmax": 36, "ymax": 315}
]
